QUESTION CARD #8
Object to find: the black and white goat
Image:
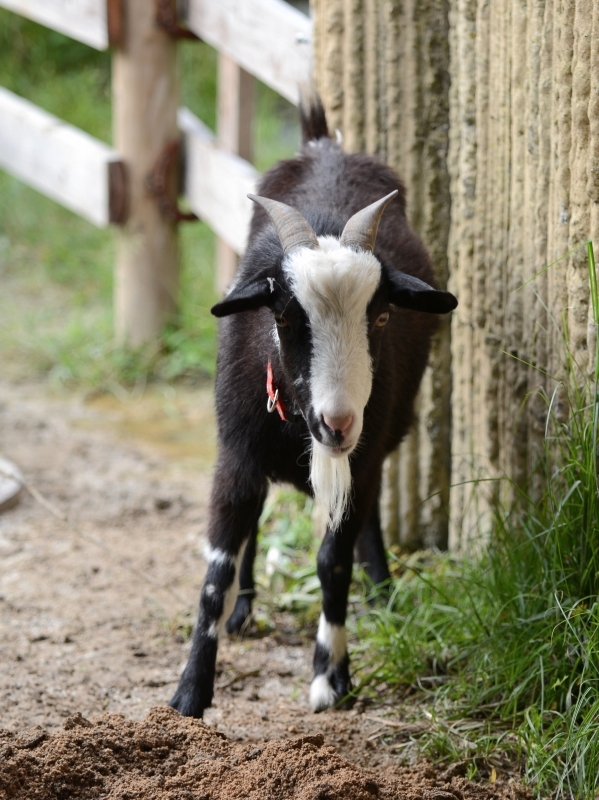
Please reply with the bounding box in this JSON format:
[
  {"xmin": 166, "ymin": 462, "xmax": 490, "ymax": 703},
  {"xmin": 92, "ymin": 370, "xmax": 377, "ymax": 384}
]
[{"xmin": 169, "ymin": 98, "xmax": 457, "ymax": 718}]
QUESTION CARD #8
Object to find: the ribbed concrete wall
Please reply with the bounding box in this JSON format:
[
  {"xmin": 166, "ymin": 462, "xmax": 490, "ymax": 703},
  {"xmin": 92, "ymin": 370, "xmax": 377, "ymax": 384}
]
[
  {"xmin": 448, "ymin": 0, "xmax": 599, "ymax": 547},
  {"xmin": 312, "ymin": 0, "xmax": 599, "ymax": 550},
  {"xmin": 313, "ymin": 0, "xmax": 453, "ymax": 549}
]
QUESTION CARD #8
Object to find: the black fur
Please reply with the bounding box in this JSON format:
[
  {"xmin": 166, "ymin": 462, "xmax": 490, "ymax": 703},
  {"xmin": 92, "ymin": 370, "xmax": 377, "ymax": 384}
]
[
  {"xmin": 169, "ymin": 98, "xmax": 457, "ymax": 717},
  {"xmin": 299, "ymin": 94, "xmax": 330, "ymax": 144}
]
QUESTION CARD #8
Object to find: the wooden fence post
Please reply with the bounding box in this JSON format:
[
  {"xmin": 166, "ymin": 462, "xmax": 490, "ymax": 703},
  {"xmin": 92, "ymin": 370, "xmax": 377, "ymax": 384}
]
[
  {"xmin": 215, "ymin": 53, "xmax": 254, "ymax": 295},
  {"xmin": 112, "ymin": 0, "xmax": 180, "ymax": 346}
]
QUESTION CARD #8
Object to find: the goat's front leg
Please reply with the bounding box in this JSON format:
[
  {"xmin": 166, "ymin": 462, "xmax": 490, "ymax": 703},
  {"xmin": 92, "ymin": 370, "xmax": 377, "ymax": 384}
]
[
  {"xmin": 169, "ymin": 476, "xmax": 266, "ymax": 718},
  {"xmin": 310, "ymin": 523, "xmax": 359, "ymax": 712}
]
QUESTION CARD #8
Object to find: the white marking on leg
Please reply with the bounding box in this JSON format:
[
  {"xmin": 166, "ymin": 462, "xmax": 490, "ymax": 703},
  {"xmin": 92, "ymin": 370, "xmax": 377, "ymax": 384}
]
[
  {"xmin": 316, "ymin": 613, "xmax": 346, "ymax": 665},
  {"xmin": 309, "ymin": 615, "xmax": 348, "ymax": 711},
  {"xmin": 310, "ymin": 674, "xmax": 338, "ymax": 712},
  {"xmin": 203, "ymin": 544, "xmax": 235, "ymax": 567},
  {"xmin": 202, "ymin": 541, "xmax": 248, "ymax": 638}
]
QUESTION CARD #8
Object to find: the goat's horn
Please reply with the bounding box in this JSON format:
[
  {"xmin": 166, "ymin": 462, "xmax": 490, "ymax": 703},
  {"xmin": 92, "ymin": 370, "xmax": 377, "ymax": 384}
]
[
  {"xmin": 339, "ymin": 190, "xmax": 399, "ymax": 252},
  {"xmin": 248, "ymin": 194, "xmax": 319, "ymax": 255}
]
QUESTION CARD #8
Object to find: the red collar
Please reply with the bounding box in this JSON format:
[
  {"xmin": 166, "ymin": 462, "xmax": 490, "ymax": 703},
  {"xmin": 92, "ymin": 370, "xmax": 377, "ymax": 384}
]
[{"xmin": 266, "ymin": 360, "xmax": 290, "ymax": 422}]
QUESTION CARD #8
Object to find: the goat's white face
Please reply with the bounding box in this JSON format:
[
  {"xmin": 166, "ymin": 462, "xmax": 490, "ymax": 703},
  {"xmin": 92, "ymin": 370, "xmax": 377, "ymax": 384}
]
[
  {"xmin": 211, "ymin": 191, "xmax": 457, "ymax": 530},
  {"xmin": 284, "ymin": 237, "xmax": 381, "ymax": 458}
]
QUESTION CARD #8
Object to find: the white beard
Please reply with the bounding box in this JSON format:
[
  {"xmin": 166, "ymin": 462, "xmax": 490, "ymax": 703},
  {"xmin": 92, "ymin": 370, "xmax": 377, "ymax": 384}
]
[{"xmin": 310, "ymin": 444, "xmax": 352, "ymax": 530}]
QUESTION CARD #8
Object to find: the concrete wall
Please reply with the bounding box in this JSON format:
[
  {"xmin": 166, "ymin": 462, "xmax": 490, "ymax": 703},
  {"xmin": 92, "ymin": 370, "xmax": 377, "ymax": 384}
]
[{"xmin": 311, "ymin": 0, "xmax": 599, "ymax": 549}]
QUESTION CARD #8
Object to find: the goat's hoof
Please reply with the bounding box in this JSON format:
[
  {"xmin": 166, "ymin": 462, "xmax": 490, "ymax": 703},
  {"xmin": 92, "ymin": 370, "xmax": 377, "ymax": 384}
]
[
  {"xmin": 225, "ymin": 595, "xmax": 253, "ymax": 635},
  {"xmin": 168, "ymin": 685, "xmax": 210, "ymax": 719},
  {"xmin": 309, "ymin": 670, "xmax": 354, "ymax": 712}
]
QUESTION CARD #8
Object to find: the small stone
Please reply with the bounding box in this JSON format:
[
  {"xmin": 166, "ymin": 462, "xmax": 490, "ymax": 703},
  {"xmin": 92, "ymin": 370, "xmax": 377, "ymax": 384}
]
[
  {"xmin": 63, "ymin": 712, "xmax": 93, "ymax": 730},
  {"xmin": 15, "ymin": 728, "xmax": 47, "ymax": 749}
]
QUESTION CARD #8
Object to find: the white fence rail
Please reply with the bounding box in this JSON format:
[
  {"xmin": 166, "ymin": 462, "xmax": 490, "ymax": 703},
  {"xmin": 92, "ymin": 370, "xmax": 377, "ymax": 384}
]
[
  {"xmin": 0, "ymin": 87, "xmax": 123, "ymax": 226},
  {"xmin": 0, "ymin": 0, "xmax": 312, "ymax": 342},
  {"xmin": 186, "ymin": 0, "xmax": 311, "ymax": 105},
  {"xmin": 179, "ymin": 107, "xmax": 258, "ymax": 255},
  {"xmin": 0, "ymin": 0, "xmax": 113, "ymax": 50}
]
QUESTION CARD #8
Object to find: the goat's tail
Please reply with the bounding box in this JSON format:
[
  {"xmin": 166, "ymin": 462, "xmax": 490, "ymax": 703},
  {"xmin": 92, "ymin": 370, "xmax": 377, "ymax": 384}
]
[{"xmin": 299, "ymin": 90, "xmax": 330, "ymax": 144}]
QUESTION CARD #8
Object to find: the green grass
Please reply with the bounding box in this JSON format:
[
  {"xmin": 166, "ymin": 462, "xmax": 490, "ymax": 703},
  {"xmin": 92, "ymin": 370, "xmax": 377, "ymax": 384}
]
[
  {"xmin": 349, "ymin": 243, "xmax": 599, "ymax": 797},
  {"xmin": 0, "ymin": 10, "xmax": 299, "ymax": 389},
  {"xmin": 253, "ymin": 489, "xmax": 322, "ymax": 629}
]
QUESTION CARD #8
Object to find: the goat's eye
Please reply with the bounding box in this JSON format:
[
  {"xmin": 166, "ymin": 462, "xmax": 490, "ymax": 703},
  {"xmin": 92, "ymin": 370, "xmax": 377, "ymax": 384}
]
[
  {"xmin": 275, "ymin": 314, "xmax": 288, "ymax": 328},
  {"xmin": 375, "ymin": 311, "xmax": 390, "ymax": 328}
]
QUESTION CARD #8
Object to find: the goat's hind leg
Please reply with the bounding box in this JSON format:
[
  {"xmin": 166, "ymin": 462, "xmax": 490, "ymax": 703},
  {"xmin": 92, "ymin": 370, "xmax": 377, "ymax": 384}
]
[
  {"xmin": 169, "ymin": 478, "xmax": 266, "ymax": 718},
  {"xmin": 355, "ymin": 493, "xmax": 391, "ymax": 591},
  {"xmin": 225, "ymin": 525, "xmax": 258, "ymax": 635}
]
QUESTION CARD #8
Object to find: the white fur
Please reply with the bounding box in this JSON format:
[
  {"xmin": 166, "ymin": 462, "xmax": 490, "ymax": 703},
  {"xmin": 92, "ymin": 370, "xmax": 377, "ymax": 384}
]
[
  {"xmin": 204, "ymin": 544, "xmax": 234, "ymax": 566},
  {"xmin": 202, "ymin": 541, "xmax": 248, "ymax": 637},
  {"xmin": 271, "ymin": 322, "xmax": 280, "ymax": 350},
  {"xmin": 316, "ymin": 614, "xmax": 346, "ymax": 665},
  {"xmin": 309, "ymin": 617, "xmax": 348, "ymax": 710},
  {"xmin": 310, "ymin": 674, "xmax": 338, "ymax": 712},
  {"xmin": 284, "ymin": 237, "xmax": 382, "ymax": 528},
  {"xmin": 310, "ymin": 446, "xmax": 352, "ymax": 529}
]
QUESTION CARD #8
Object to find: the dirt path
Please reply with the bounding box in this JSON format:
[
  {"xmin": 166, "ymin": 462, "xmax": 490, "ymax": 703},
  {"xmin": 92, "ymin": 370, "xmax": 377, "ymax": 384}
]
[{"xmin": 0, "ymin": 381, "xmax": 524, "ymax": 798}]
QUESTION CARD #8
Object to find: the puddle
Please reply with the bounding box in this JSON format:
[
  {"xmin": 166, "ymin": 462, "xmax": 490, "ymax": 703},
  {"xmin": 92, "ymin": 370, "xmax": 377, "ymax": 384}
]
[{"xmin": 77, "ymin": 384, "xmax": 217, "ymax": 470}]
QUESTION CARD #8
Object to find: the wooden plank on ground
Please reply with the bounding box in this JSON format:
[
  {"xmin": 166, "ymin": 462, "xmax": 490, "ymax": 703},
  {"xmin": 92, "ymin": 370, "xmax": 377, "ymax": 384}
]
[
  {"xmin": 0, "ymin": 87, "xmax": 122, "ymax": 227},
  {"xmin": 0, "ymin": 0, "xmax": 109, "ymax": 50},
  {"xmin": 186, "ymin": 0, "xmax": 311, "ymax": 105},
  {"xmin": 178, "ymin": 106, "xmax": 258, "ymax": 256}
]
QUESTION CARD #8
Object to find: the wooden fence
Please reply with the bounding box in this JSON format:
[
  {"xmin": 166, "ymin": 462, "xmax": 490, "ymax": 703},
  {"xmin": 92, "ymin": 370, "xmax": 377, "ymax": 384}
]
[{"xmin": 0, "ymin": 0, "xmax": 312, "ymax": 343}]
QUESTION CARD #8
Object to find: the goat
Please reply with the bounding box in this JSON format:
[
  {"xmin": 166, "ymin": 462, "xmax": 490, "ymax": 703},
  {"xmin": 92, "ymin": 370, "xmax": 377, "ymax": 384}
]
[{"xmin": 169, "ymin": 97, "xmax": 457, "ymax": 718}]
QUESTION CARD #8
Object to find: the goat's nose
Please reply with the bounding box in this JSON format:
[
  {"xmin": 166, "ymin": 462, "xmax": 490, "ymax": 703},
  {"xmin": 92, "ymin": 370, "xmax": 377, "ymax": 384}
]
[{"xmin": 322, "ymin": 413, "xmax": 354, "ymax": 437}]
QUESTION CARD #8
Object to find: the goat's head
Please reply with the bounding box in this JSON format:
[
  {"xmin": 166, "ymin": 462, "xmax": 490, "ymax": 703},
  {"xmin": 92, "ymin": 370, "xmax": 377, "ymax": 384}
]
[{"xmin": 212, "ymin": 192, "xmax": 457, "ymax": 528}]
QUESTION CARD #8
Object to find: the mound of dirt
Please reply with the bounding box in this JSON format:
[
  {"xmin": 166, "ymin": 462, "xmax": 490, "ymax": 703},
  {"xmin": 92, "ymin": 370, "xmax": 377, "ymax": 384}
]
[{"xmin": 0, "ymin": 706, "xmax": 525, "ymax": 800}]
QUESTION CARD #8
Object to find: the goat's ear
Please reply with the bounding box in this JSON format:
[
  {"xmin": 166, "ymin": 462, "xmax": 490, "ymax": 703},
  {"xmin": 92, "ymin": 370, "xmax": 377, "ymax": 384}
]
[
  {"xmin": 386, "ymin": 269, "xmax": 458, "ymax": 314},
  {"xmin": 211, "ymin": 276, "xmax": 275, "ymax": 318}
]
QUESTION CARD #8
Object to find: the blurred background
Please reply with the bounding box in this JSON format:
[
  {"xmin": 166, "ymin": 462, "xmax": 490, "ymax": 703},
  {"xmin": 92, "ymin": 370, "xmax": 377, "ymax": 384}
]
[{"xmin": 0, "ymin": 5, "xmax": 304, "ymax": 390}]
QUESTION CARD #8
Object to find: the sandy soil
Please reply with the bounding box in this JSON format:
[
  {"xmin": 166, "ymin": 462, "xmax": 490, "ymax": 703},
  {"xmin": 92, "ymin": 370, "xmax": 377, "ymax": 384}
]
[{"xmin": 0, "ymin": 380, "xmax": 526, "ymax": 799}]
